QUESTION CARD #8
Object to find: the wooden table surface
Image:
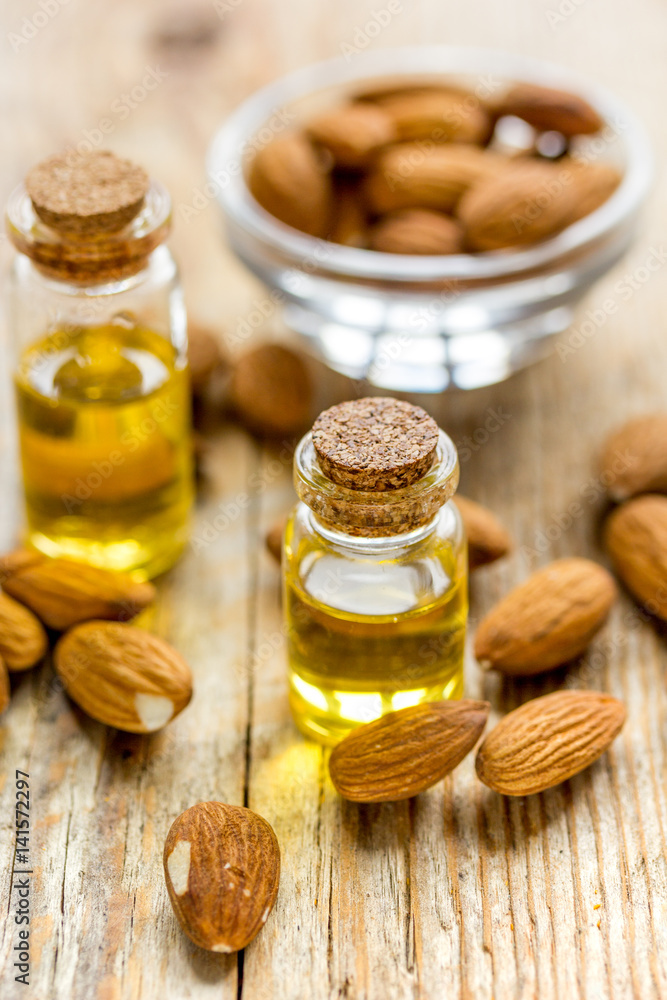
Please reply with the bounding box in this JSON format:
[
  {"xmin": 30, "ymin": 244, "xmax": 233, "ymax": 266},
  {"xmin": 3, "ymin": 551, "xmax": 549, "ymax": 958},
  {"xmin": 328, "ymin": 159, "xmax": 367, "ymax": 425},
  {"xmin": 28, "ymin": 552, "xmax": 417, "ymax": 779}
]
[{"xmin": 1, "ymin": 2, "xmax": 667, "ymax": 998}]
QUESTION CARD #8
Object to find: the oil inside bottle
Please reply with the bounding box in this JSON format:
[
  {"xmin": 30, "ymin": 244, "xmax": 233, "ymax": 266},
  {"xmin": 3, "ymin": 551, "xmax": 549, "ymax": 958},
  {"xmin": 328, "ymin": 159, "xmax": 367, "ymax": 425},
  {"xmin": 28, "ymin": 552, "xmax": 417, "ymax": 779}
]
[
  {"xmin": 285, "ymin": 509, "xmax": 467, "ymax": 744},
  {"xmin": 14, "ymin": 318, "xmax": 193, "ymax": 579}
]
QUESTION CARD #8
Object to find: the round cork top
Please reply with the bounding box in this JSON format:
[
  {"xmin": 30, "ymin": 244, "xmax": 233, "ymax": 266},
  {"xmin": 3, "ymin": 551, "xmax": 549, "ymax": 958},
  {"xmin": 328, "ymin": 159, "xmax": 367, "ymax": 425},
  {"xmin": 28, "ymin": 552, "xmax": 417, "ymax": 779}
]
[
  {"xmin": 312, "ymin": 397, "xmax": 439, "ymax": 491},
  {"xmin": 26, "ymin": 150, "xmax": 149, "ymax": 234}
]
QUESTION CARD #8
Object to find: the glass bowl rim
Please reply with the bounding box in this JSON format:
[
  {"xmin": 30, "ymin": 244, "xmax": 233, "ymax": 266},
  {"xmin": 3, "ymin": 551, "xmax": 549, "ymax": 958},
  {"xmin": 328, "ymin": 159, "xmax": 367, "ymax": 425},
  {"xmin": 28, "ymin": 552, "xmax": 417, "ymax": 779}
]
[{"xmin": 208, "ymin": 44, "xmax": 652, "ymax": 284}]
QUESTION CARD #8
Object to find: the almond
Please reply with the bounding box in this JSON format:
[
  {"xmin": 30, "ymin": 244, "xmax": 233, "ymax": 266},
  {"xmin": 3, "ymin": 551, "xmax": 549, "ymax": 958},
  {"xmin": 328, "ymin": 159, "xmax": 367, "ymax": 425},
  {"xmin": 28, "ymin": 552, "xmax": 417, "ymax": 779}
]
[
  {"xmin": 454, "ymin": 495, "xmax": 512, "ymax": 569},
  {"xmin": 0, "ymin": 591, "xmax": 48, "ymax": 672},
  {"xmin": 458, "ymin": 159, "xmax": 581, "ymax": 251},
  {"xmin": 369, "ymin": 208, "xmax": 463, "ymax": 255},
  {"xmin": 600, "ymin": 414, "xmax": 667, "ymax": 501},
  {"xmin": 230, "ymin": 343, "xmax": 312, "ymax": 438},
  {"xmin": 475, "ymin": 690, "xmax": 625, "ymax": 795},
  {"xmin": 379, "ymin": 89, "xmax": 491, "ymax": 145},
  {"xmin": 567, "ymin": 161, "xmax": 622, "ymax": 221},
  {"xmin": 307, "ymin": 102, "xmax": 396, "ymax": 168},
  {"xmin": 266, "ymin": 515, "xmax": 287, "ymax": 563},
  {"xmin": 54, "ymin": 620, "xmax": 192, "ymax": 732},
  {"xmin": 188, "ymin": 323, "xmax": 228, "ymax": 396},
  {"xmin": 329, "ymin": 700, "xmax": 490, "ymax": 803},
  {"xmin": 328, "ymin": 178, "xmax": 368, "ymax": 247},
  {"xmin": 605, "ymin": 494, "xmax": 667, "ymax": 620},
  {"xmin": 163, "ymin": 801, "xmax": 280, "ymax": 952},
  {"xmin": 0, "ymin": 548, "xmax": 45, "ymax": 586},
  {"xmin": 365, "ymin": 143, "xmax": 504, "ymax": 215},
  {"xmin": 474, "ymin": 557, "xmax": 617, "ymax": 675},
  {"xmin": 493, "ymin": 83, "xmax": 603, "ymax": 136},
  {"xmin": 0, "ymin": 657, "xmax": 9, "ymax": 715},
  {"xmin": 4, "ymin": 558, "xmax": 155, "ymax": 631},
  {"xmin": 248, "ymin": 132, "xmax": 332, "ymax": 237}
]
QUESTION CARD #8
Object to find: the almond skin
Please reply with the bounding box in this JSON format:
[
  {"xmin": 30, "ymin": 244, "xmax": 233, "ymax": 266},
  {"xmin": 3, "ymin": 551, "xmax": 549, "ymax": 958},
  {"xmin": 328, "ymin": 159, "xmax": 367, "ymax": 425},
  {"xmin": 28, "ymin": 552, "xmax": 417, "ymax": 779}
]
[
  {"xmin": 600, "ymin": 414, "xmax": 667, "ymax": 501},
  {"xmin": 458, "ymin": 159, "xmax": 581, "ymax": 251},
  {"xmin": 0, "ymin": 548, "xmax": 45, "ymax": 586},
  {"xmin": 475, "ymin": 690, "xmax": 625, "ymax": 796},
  {"xmin": 380, "ymin": 89, "xmax": 491, "ymax": 145},
  {"xmin": 568, "ymin": 161, "xmax": 622, "ymax": 221},
  {"xmin": 493, "ymin": 83, "xmax": 603, "ymax": 136},
  {"xmin": 365, "ymin": 143, "xmax": 504, "ymax": 215},
  {"xmin": 230, "ymin": 344, "xmax": 312, "ymax": 439},
  {"xmin": 163, "ymin": 801, "xmax": 280, "ymax": 953},
  {"xmin": 369, "ymin": 209, "xmax": 464, "ymax": 255},
  {"xmin": 329, "ymin": 700, "xmax": 490, "ymax": 803},
  {"xmin": 0, "ymin": 591, "xmax": 48, "ymax": 672},
  {"xmin": 307, "ymin": 102, "xmax": 396, "ymax": 168},
  {"xmin": 474, "ymin": 557, "xmax": 617, "ymax": 676},
  {"xmin": 54, "ymin": 621, "xmax": 192, "ymax": 732},
  {"xmin": 248, "ymin": 132, "xmax": 332, "ymax": 237},
  {"xmin": 605, "ymin": 495, "xmax": 667, "ymax": 620},
  {"xmin": 4, "ymin": 558, "xmax": 155, "ymax": 631},
  {"xmin": 454, "ymin": 495, "xmax": 512, "ymax": 569},
  {"xmin": 0, "ymin": 657, "xmax": 9, "ymax": 714}
]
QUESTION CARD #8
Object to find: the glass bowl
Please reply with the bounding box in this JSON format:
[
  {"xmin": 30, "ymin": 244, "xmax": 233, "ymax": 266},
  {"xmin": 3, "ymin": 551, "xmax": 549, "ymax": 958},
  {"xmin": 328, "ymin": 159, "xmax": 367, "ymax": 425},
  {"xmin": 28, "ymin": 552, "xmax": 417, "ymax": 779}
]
[{"xmin": 208, "ymin": 46, "xmax": 651, "ymax": 393}]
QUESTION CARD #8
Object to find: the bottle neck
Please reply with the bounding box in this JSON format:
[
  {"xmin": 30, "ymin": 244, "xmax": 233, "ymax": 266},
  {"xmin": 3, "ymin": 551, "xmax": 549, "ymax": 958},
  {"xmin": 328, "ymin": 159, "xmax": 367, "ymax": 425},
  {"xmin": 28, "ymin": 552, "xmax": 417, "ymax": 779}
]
[
  {"xmin": 6, "ymin": 180, "xmax": 172, "ymax": 284},
  {"xmin": 307, "ymin": 505, "xmax": 444, "ymax": 552}
]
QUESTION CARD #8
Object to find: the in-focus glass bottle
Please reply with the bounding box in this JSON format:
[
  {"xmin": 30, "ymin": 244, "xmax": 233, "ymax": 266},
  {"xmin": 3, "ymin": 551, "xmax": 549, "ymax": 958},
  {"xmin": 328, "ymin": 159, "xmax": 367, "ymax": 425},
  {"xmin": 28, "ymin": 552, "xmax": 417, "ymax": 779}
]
[
  {"xmin": 284, "ymin": 397, "xmax": 467, "ymax": 744},
  {"xmin": 5, "ymin": 150, "xmax": 193, "ymax": 579}
]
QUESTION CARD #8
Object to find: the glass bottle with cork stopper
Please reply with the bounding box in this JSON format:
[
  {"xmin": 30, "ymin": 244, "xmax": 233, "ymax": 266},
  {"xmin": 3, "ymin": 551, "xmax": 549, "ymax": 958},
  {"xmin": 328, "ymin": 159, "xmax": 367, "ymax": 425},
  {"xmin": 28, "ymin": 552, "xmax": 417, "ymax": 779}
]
[
  {"xmin": 6, "ymin": 150, "xmax": 193, "ymax": 579},
  {"xmin": 284, "ymin": 397, "xmax": 468, "ymax": 744}
]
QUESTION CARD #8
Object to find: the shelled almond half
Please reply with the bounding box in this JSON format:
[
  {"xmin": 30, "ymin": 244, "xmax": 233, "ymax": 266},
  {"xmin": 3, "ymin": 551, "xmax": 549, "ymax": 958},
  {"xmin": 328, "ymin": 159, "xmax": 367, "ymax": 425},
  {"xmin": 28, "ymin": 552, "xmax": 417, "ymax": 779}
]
[
  {"xmin": 474, "ymin": 557, "xmax": 617, "ymax": 675},
  {"xmin": 164, "ymin": 801, "xmax": 280, "ymax": 952}
]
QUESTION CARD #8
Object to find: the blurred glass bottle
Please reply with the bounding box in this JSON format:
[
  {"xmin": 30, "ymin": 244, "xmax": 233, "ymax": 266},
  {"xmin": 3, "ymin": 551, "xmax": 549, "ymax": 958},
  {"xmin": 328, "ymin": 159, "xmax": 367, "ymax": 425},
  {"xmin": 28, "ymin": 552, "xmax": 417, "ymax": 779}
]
[{"xmin": 6, "ymin": 150, "xmax": 193, "ymax": 579}]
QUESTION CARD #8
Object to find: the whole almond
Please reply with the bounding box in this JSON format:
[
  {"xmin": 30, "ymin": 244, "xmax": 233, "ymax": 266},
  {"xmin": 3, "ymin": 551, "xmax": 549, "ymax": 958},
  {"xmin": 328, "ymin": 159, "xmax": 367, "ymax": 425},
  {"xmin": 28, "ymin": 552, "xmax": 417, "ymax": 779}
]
[
  {"xmin": 230, "ymin": 343, "xmax": 312, "ymax": 438},
  {"xmin": 4, "ymin": 558, "xmax": 155, "ymax": 631},
  {"xmin": 568, "ymin": 161, "xmax": 622, "ymax": 222},
  {"xmin": 54, "ymin": 621, "xmax": 192, "ymax": 732},
  {"xmin": 605, "ymin": 495, "xmax": 667, "ymax": 620},
  {"xmin": 329, "ymin": 700, "xmax": 490, "ymax": 803},
  {"xmin": 307, "ymin": 102, "xmax": 396, "ymax": 168},
  {"xmin": 475, "ymin": 690, "xmax": 625, "ymax": 795},
  {"xmin": 266, "ymin": 515, "xmax": 287, "ymax": 563},
  {"xmin": 369, "ymin": 209, "xmax": 463, "ymax": 255},
  {"xmin": 454, "ymin": 495, "xmax": 512, "ymax": 569},
  {"xmin": 365, "ymin": 143, "xmax": 504, "ymax": 215},
  {"xmin": 0, "ymin": 548, "xmax": 45, "ymax": 586},
  {"xmin": 458, "ymin": 159, "xmax": 581, "ymax": 251},
  {"xmin": 188, "ymin": 323, "xmax": 228, "ymax": 396},
  {"xmin": 248, "ymin": 133, "xmax": 332, "ymax": 237},
  {"xmin": 163, "ymin": 801, "xmax": 280, "ymax": 952},
  {"xmin": 380, "ymin": 89, "xmax": 491, "ymax": 145},
  {"xmin": 600, "ymin": 414, "xmax": 667, "ymax": 501},
  {"xmin": 0, "ymin": 657, "xmax": 9, "ymax": 714},
  {"xmin": 493, "ymin": 83, "xmax": 603, "ymax": 136},
  {"xmin": 474, "ymin": 557, "xmax": 617, "ymax": 675},
  {"xmin": 0, "ymin": 591, "xmax": 48, "ymax": 672}
]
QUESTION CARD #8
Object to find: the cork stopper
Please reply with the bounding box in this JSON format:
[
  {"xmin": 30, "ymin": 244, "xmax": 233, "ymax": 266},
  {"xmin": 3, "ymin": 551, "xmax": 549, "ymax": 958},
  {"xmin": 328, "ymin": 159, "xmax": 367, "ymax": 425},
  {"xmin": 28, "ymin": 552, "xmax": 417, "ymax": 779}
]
[
  {"xmin": 312, "ymin": 397, "xmax": 439, "ymax": 492},
  {"xmin": 26, "ymin": 150, "xmax": 149, "ymax": 234}
]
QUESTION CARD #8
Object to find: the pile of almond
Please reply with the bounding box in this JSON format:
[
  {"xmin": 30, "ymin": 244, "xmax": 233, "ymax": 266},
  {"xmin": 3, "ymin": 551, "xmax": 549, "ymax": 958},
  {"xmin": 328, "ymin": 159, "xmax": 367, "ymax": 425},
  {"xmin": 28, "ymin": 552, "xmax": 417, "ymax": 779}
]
[
  {"xmin": 0, "ymin": 551, "xmax": 192, "ymax": 732},
  {"xmin": 248, "ymin": 80, "xmax": 621, "ymax": 254}
]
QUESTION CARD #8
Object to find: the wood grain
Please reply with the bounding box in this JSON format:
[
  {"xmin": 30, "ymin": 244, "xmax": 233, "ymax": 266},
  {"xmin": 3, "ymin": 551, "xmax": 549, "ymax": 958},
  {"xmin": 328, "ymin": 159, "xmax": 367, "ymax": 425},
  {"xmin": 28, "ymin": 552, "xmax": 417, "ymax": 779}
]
[{"xmin": 1, "ymin": 0, "xmax": 667, "ymax": 997}]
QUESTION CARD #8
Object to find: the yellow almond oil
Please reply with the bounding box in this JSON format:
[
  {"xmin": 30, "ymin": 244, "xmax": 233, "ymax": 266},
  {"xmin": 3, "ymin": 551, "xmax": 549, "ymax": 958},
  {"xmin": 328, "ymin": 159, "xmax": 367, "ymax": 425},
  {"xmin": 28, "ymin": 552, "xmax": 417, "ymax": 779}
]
[
  {"xmin": 284, "ymin": 511, "xmax": 467, "ymax": 744},
  {"xmin": 14, "ymin": 320, "xmax": 193, "ymax": 579}
]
